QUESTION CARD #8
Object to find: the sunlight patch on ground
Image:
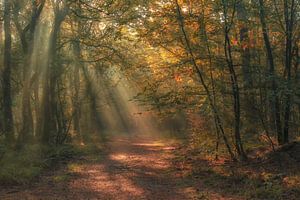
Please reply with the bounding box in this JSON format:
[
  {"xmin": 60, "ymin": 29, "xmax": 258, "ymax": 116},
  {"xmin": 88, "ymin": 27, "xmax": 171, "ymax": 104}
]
[
  {"xmin": 69, "ymin": 163, "xmax": 146, "ymax": 199},
  {"xmin": 117, "ymin": 176, "xmax": 145, "ymax": 196},
  {"xmin": 162, "ymin": 147, "xmax": 176, "ymax": 150},
  {"xmin": 132, "ymin": 142, "xmax": 165, "ymax": 147},
  {"xmin": 68, "ymin": 163, "xmax": 83, "ymax": 173},
  {"xmin": 110, "ymin": 153, "xmax": 129, "ymax": 161}
]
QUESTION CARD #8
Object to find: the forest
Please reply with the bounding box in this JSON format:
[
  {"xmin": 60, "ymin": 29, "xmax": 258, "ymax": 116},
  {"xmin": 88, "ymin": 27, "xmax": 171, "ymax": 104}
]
[{"xmin": 0, "ymin": 0, "xmax": 299, "ymax": 199}]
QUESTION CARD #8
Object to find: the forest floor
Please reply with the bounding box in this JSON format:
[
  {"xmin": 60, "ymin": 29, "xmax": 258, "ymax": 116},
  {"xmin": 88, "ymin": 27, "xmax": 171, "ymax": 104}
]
[
  {"xmin": 0, "ymin": 134, "xmax": 299, "ymax": 200},
  {"xmin": 0, "ymin": 135, "xmax": 200, "ymax": 200}
]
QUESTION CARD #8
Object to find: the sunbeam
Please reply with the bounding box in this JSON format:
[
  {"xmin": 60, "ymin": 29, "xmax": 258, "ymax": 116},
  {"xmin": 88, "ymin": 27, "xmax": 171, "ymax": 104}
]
[{"xmin": 0, "ymin": 0, "xmax": 300, "ymax": 199}]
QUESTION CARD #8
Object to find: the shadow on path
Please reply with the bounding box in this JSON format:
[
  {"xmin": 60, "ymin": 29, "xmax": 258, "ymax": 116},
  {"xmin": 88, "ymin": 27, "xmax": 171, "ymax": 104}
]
[{"xmin": 0, "ymin": 135, "xmax": 196, "ymax": 200}]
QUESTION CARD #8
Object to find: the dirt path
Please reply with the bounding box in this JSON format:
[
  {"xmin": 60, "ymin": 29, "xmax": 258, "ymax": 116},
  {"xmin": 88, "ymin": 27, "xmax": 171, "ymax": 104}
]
[{"xmin": 0, "ymin": 135, "xmax": 198, "ymax": 200}]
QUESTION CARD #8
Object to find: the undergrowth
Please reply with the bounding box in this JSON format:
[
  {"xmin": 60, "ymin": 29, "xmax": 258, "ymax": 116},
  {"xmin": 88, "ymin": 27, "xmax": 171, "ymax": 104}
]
[
  {"xmin": 0, "ymin": 142, "xmax": 102, "ymax": 185},
  {"xmin": 175, "ymin": 133, "xmax": 300, "ymax": 200}
]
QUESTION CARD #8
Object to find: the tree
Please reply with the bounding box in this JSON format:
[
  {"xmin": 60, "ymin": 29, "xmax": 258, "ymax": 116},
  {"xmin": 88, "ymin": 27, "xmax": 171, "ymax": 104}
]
[
  {"xmin": 39, "ymin": 0, "xmax": 69, "ymax": 144},
  {"xmin": 283, "ymin": 0, "xmax": 296, "ymax": 144},
  {"xmin": 258, "ymin": 0, "xmax": 283, "ymax": 145},
  {"xmin": 2, "ymin": 0, "xmax": 14, "ymax": 144},
  {"xmin": 13, "ymin": 0, "xmax": 46, "ymax": 144}
]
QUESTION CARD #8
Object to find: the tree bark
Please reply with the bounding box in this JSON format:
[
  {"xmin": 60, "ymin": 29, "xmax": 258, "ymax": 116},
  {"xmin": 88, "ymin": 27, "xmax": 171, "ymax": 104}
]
[
  {"xmin": 258, "ymin": 0, "xmax": 283, "ymax": 144},
  {"xmin": 236, "ymin": 1, "xmax": 252, "ymax": 89},
  {"xmin": 283, "ymin": 0, "xmax": 295, "ymax": 144},
  {"xmin": 72, "ymin": 40, "xmax": 82, "ymax": 137},
  {"xmin": 222, "ymin": 0, "xmax": 247, "ymax": 160},
  {"xmin": 198, "ymin": 3, "xmax": 221, "ymax": 159},
  {"xmin": 13, "ymin": 0, "xmax": 45, "ymax": 144},
  {"xmin": 39, "ymin": 3, "xmax": 68, "ymax": 144},
  {"xmin": 3, "ymin": 0, "xmax": 14, "ymax": 143},
  {"xmin": 175, "ymin": 0, "xmax": 236, "ymax": 160}
]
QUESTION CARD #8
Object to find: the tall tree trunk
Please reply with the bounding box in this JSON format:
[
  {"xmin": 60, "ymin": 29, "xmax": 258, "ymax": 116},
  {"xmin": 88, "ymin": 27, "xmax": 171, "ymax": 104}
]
[
  {"xmin": 222, "ymin": 0, "xmax": 247, "ymax": 160},
  {"xmin": 237, "ymin": 1, "xmax": 252, "ymax": 89},
  {"xmin": 12, "ymin": 0, "xmax": 45, "ymax": 145},
  {"xmin": 237, "ymin": 0, "xmax": 257, "ymax": 129},
  {"xmin": 39, "ymin": 5, "xmax": 68, "ymax": 144},
  {"xmin": 3, "ymin": 0, "xmax": 14, "ymax": 143},
  {"xmin": 81, "ymin": 66, "xmax": 107, "ymax": 138},
  {"xmin": 18, "ymin": 35, "xmax": 34, "ymax": 144},
  {"xmin": 283, "ymin": 0, "xmax": 295, "ymax": 144},
  {"xmin": 72, "ymin": 40, "xmax": 81, "ymax": 137},
  {"xmin": 198, "ymin": 3, "xmax": 221, "ymax": 159},
  {"xmin": 175, "ymin": 0, "xmax": 236, "ymax": 160},
  {"xmin": 258, "ymin": 0, "xmax": 283, "ymax": 144},
  {"xmin": 71, "ymin": 3, "xmax": 83, "ymax": 139},
  {"xmin": 0, "ymin": 9, "xmax": 3, "ymax": 134}
]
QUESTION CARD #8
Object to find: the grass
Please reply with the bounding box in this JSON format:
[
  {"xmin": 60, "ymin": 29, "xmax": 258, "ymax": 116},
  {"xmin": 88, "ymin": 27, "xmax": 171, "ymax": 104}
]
[
  {"xmin": 0, "ymin": 144, "xmax": 44, "ymax": 184},
  {"xmin": 0, "ymin": 143, "xmax": 93, "ymax": 185}
]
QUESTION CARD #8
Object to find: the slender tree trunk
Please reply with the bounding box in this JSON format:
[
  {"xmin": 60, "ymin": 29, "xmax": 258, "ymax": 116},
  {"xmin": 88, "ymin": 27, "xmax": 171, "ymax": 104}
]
[
  {"xmin": 81, "ymin": 65, "xmax": 107, "ymax": 139},
  {"xmin": 175, "ymin": 0, "xmax": 236, "ymax": 160},
  {"xmin": 72, "ymin": 40, "xmax": 81, "ymax": 137},
  {"xmin": 237, "ymin": 1, "xmax": 252, "ymax": 89},
  {"xmin": 283, "ymin": 0, "xmax": 295, "ymax": 144},
  {"xmin": 0, "ymin": 8, "xmax": 3, "ymax": 135},
  {"xmin": 258, "ymin": 0, "xmax": 283, "ymax": 144},
  {"xmin": 294, "ymin": 44, "xmax": 299, "ymax": 129},
  {"xmin": 70, "ymin": 3, "xmax": 83, "ymax": 139},
  {"xmin": 222, "ymin": 0, "xmax": 247, "ymax": 160},
  {"xmin": 33, "ymin": 78, "xmax": 40, "ymax": 136},
  {"xmin": 3, "ymin": 0, "xmax": 14, "ymax": 144},
  {"xmin": 237, "ymin": 0, "xmax": 257, "ymax": 129},
  {"xmin": 198, "ymin": 5, "xmax": 221, "ymax": 159}
]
